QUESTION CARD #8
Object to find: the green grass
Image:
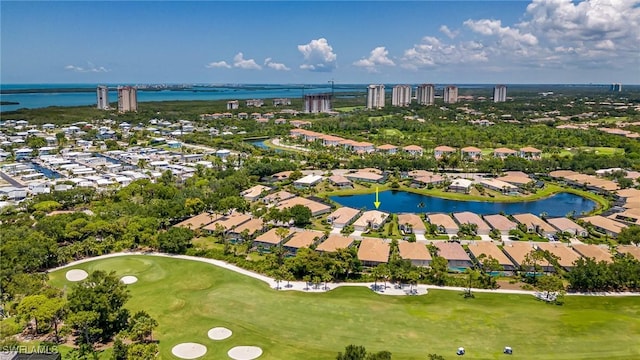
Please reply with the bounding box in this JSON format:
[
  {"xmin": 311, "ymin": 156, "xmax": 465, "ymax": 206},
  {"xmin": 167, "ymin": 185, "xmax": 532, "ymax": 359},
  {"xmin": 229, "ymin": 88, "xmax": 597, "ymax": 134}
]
[
  {"xmin": 381, "ymin": 128, "xmax": 404, "ymax": 138},
  {"xmin": 49, "ymin": 256, "xmax": 640, "ymax": 360}
]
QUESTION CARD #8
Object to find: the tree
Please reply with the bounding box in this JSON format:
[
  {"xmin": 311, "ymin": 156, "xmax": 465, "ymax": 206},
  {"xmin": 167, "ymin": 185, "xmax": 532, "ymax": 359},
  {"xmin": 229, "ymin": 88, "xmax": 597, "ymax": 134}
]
[
  {"xmin": 17, "ymin": 295, "xmax": 48, "ymax": 334},
  {"xmin": 288, "ymin": 204, "xmax": 312, "ymax": 227},
  {"xmin": 537, "ymin": 274, "xmax": 565, "ymax": 302},
  {"xmin": 336, "ymin": 345, "xmax": 367, "ymax": 360},
  {"xmin": 428, "ymin": 354, "xmax": 446, "ymax": 360},
  {"xmin": 617, "ymin": 225, "xmax": 640, "ymax": 245},
  {"xmin": 112, "ymin": 338, "xmax": 128, "ymax": 360},
  {"xmin": 127, "ymin": 343, "xmax": 158, "ymax": 360},
  {"xmin": 157, "ymin": 227, "xmax": 193, "ymax": 254},
  {"xmin": 67, "ymin": 271, "xmax": 131, "ymax": 345},
  {"xmin": 127, "ymin": 311, "xmax": 158, "ymax": 342}
]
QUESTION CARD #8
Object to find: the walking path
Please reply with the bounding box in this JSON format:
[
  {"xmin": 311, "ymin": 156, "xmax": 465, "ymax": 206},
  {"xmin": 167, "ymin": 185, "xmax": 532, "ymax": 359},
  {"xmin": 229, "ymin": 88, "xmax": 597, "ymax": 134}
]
[
  {"xmin": 270, "ymin": 138, "xmax": 310, "ymax": 152},
  {"xmin": 49, "ymin": 252, "xmax": 640, "ymax": 297}
]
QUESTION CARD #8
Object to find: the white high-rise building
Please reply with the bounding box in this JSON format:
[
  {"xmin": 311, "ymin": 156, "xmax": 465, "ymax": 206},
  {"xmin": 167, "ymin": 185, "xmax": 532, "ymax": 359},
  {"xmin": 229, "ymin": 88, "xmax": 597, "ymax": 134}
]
[
  {"xmin": 443, "ymin": 85, "xmax": 458, "ymax": 104},
  {"xmin": 96, "ymin": 85, "xmax": 109, "ymax": 110},
  {"xmin": 117, "ymin": 86, "xmax": 138, "ymax": 113},
  {"xmin": 304, "ymin": 93, "xmax": 332, "ymax": 113},
  {"xmin": 367, "ymin": 84, "xmax": 385, "ymax": 109},
  {"xmin": 493, "ymin": 85, "xmax": 507, "ymax": 103},
  {"xmin": 416, "ymin": 84, "xmax": 435, "ymax": 105},
  {"xmin": 611, "ymin": 83, "xmax": 622, "ymax": 92},
  {"xmin": 392, "ymin": 85, "xmax": 412, "ymax": 107}
]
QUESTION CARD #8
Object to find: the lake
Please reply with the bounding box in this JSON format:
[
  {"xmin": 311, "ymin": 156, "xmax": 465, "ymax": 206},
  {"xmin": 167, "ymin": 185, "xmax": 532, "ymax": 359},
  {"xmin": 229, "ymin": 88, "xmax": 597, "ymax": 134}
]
[{"xmin": 330, "ymin": 190, "xmax": 596, "ymax": 217}]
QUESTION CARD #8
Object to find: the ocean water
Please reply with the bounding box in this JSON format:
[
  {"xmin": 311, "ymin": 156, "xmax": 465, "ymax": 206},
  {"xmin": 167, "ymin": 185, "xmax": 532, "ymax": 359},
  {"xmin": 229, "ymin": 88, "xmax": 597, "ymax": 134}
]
[{"xmin": 0, "ymin": 84, "xmax": 362, "ymax": 112}]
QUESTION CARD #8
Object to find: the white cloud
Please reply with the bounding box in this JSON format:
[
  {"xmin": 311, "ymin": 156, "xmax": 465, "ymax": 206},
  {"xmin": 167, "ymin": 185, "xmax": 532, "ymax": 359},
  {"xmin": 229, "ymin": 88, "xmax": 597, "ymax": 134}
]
[
  {"xmin": 464, "ymin": 19, "xmax": 538, "ymax": 47},
  {"xmin": 64, "ymin": 62, "xmax": 109, "ymax": 73},
  {"xmin": 401, "ymin": 37, "xmax": 488, "ymax": 70},
  {"xmin": 205, "ymin": 61, "xmax": 231, "ymax": 69},
  {"xmin": 233, "ymin": 52, "xmax": 262, "ymax": 70},
  {"xmin": 439, "ymin": 25, "xmax": 459, "ymax": 39},
  {"xmin": 353, "ymin": 46, "xmax": 395, "ymax": 72},
  {"xmin": 297, "ymin": 38, "xmax": 337, "ymax": 72},
  {"xmin": 264, "ymin": 58, "xmax": 290, "ymax": 71}
]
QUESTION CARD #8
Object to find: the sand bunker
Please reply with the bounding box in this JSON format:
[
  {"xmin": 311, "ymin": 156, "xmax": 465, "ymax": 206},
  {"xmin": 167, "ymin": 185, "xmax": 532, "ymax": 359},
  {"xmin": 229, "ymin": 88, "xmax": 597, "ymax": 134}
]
[
  {"xmin": 227, "ymin": 346, "xmax": 263, "ymax": 360},
  {"xmin": 120, "ymin": 275, "xmax": 138, "ymax": 284},
  {"xmin": 65, "ymin": 269, "xmax": 88, "ymax": 282},
  {"xmin": 171, "ymin": 343, "xmax": 207, "ymax": 359},
  {"xmin": 208, "ymin": 327, "xmax": 232, "ymax": 340}
]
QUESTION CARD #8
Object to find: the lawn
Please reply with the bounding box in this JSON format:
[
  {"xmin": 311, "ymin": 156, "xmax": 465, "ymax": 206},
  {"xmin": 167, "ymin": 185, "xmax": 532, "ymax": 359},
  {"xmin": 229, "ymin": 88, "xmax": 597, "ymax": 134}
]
[{"xmin": 49, "ymin": 256, "xmax": 640, "ymax": 360}]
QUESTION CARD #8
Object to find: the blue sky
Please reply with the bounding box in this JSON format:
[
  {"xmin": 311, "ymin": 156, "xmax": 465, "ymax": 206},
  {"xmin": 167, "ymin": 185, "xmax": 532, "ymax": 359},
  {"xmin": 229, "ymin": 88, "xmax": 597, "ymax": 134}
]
[{"xmin": 2, "ymin": 1, "xmax": 638, "ymax": 84}]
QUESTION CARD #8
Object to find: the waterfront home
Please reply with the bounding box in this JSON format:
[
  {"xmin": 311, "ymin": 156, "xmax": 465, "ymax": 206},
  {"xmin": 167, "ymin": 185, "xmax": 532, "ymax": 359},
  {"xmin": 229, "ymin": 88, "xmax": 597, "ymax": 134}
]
[
  {"xmin": 520, "ymin": 146, "xmax": 542, "ymax": 160},
  {"xmin": 293, "ymin": 174, "xmax": 323, "ymax": 188},
  {"xmin": 512, "ymin": 213, "xmax": 557, "ymax": 236},
  {"xmin": 316, "ymin": 234, "xmax": 354, "ymax": 253},
  {"xmin": 426, "ymin": 213, "xmax": 459, "ymax": 235},
  {"xmin": 461, "ymin": 146, "xmax": 482, "ymax": 161},
  {"xmin": 174, "ymin": 212, "xmax": 216, "ymax": 230},
  {"xmin": 433, "ymin": 145, "xmax": 456, "ymax": 159},
  {"xmin": 357, "ymin": 238, "xmax": 390, "ymax": 267},
  {"xmin": 344, "ymin": 170, "xmax": 385, "ymax": 183},
  {"xmin": 412, "ymin": 173, "xmax": 445, "ymax": 187},
  {"xmin": 326, "ymin": 207, "xmax": 361, "ymax": 229},
  {"xmin": 493, "ymin": 147, "xmax": 518, "ymax": 159},
  {"xmin": 479, "ymin": 178, "xmax": 519, "ymax": 194},
  {"xmin": 398, "ymin": 241, "xmax": 432, "ymax": 267},
  {"xmin": 549, "ymin": 170, "xmax": 618, "ymax": 193},
  {"xmin": 241, "ymin": 185, "xmax": 272, "ymax": 202},
  {"xmin": 453, "ymin": 212, "xmax": 491, "ymax": 235},
  {"xmin": 483, "ymin": 214, "xmax": 517, "ymax": 235},
  {"xmin": 434, "ymin": 242, "xmax": 473, "ymax": 269},
  {"xmin": 501, "ymin": 242, "xmax": 537, "ymax": 269},
  {"xmin": 448, "ymin": 178, "xmax": 473, "ymax": 193},
  {"xmin": 376, "ymin": 144, "xmax": 398, "ymax": 154},
  {"xmin": 545, "ymin": 217, "xmax": 588, "ymax": 237},
  {"xmin": 571, "ymin": 244, "xmax": 613, "ymax": 263},
  {"xmin": 536, "ymin": 243, "xmax": 581, "ymax": 271},
  {"xmin": 284, "ymin": 230, "xmax": 325, "ymax": 254},
  {"xmin": 277, "ymin": 196, "xmax": 332, "ymax": 217},
  {"xmin": 403, "ymin": 145, "xmax": 424, "ymax": 156},
  {"xmin": 495, "ymin": 172, "xmax": 533, "ymax": 187},
  {"xmin": 397, "ymin": 213, "xmax": 427, "ymax": 235},
  {"xmin": 14, "ymin": 148, "xmax": 33, "ymax": 160},
  {"xmin": 328, "ymin": 174, "xmax": 352, "ymax": 188},
  {"xmin": 617, "ymin": 245, "xmax": 640, "ymax": 260},
  {"xmin": 466, "ymin": 242, "xmax": 516, "ymax": 271},
  {"xmin": 616, "ymin": 188, "xmax": 640, "ymax": 209},
  {"xmin": 580, "ymin": 215, "xmax": 627, "ymax": 237},
  {"xmin": 254, "ymin": 227, "xmax": 291, "ymax": 249},
  {"xmin": 353, "ymin": 210, "xmax": 389, "ymax": 231}
]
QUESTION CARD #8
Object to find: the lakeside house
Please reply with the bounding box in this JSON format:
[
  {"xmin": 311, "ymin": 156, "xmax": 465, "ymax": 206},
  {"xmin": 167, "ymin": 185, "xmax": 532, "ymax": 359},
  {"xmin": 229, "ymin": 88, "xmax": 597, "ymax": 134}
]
[
  {"xmin": 397, "ymin": 213, "xmax": 427, "ymax": 235},
  {"xmin": 448, "ymin": 178, "xmax": 473, "ymax": 193},
  {"xmin": 357, "ymin": 238, "xmax": 390, "ymax": 267},
  {"xmin": 344, "ymin": 170, "xmax": 385, "ymax": 183},
  {"xmin": 483, "ymin": 214, "xmax": 517, "ymax": 235},
  {"xmin": 452, "ymin": 211, "xmax": 491, "ymax": 235},
  {"xmin": 545, "ymin": 217, "xmax": 587, "ymax": 237},
  {"xmin": 353, "ymin": 210, "xmax": 389, "ymax": 231},
  {"xmin": 512, "ymin": 213, "xmax": 557, "ymax": 236},
  {"xmin": 328, "ymin": 174, "xmax": 353, "ymax": 188},
  {"xmin": 397, "ymin": 241, "xmax": 432, "ymax": 267},
  {"xmin": 427, "ymin": 213, "xmax": 459, "ymax": 235},
  {"xmin": 479, "ymin": 178, "xmax": 518, "ymax": 194}
]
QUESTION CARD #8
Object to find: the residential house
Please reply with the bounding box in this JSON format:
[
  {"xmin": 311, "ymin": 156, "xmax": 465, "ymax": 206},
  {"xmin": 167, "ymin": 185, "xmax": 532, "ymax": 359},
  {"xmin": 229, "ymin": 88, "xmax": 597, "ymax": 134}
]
[
  {"xmin": 202, "ymin": 213, "xmax": 252, "ymax": 234},
  {"xmin": 434, "ymin": 242, "xmax": 473, "ymax": 269},
  {"xmin": 397, "ymin": 213, "xmax": 427, "ymax": 235},
  {"xmin": 545, "ymin": 217, "xmax": 588, "ymax": 237},
  {"xmin": 512, "ymin": 213, "xmax": 557, "ymax": 236},
  {"xmin": 403, "ymin": 145, "xmax": 424, "ymax": 156},
  {"xmin": 483, "ymin": 214, "xmax": 517, "ymax": 235},
  {"xmin": 461, "ymin": 146, "xmax": 482, "ymax": 161},
  {"xmin": 316, "ymin": 235, "xmax": 354, "ymax": 253},
  {"xmin": 580, "ymin": 216, "xmax": 627, "ymax": 237},
  {"xmin": 326, "ymin": 207, "xmax": 361, "ymax": 229},
  {"xmin": 353, "ymin": 210, "xmax": 389, "ymax": 231},
  {"xmin": 572, "ymin": 244, "xmax": 613, "ymax": 263},
  {"xmin": 537, "ymin": 243, "xmax": 582, "ymax": 271},
  {"xmin": 254, "ymin": 227, "xmax": 291, "ymax": 249},
  {"xmin": 262, "ymin": 190, "xmax": 295, "ymax": 204},
  {"xmin": 241, "ymin": 185, "xmax": 272, "ymax": 202},
  {"xmin": 293, "ymin": 174, "xmax": 323, "ymax": 188},
  {"xmin": 284, "ymin": 230, "xmax": 325, "ymax": 254},
  {"xmin": 467, "ymin": 242, "xmax": 516, "ymax": 271},
  {"xmin": 520, "ymin": 146, "xmax": 542, "ymax": 160},
  {"xmin": 448, "ymin": 178, "xmax": 473, "ymax": 193},
  {"xmin": 433, "ymin": 145, "xmax": 456, "ymax": 159},
  {"xmin": 452, "ymin": 211, "xmax": 491, "ymax": 235},
  {"xmin": 426, "ymin": 213, "xmax": 459, "ymax": 235},
  {"xmin": 617, "ymin": 245, "xmax": 640, "ymax": 260},
  {"xmin": 479, "ymin": 178, "xmax": 518, "ymax": 194},
  {"xmin": 493, "ymin": 147, "xmax": 518, "ymax": 159},
  {"xmin": 344, "ymin": 170, "xmax": 385, "ymax": 183},
  {"xmin": 228, "ymin": 218, "xmax": 265, "ymax": 241},
  {"xmin": 376, "ymin": 144, "xmax": 398, "ymax": 154},
  {"xmin": 501, "ymin": 242, "xmax": 537, "ymax": 269},
  {"xmin": 397, "ymin": 241, "xmax": 432, "ymax": 267},
  {"xmin": 357, "ymin": 238, "xmax": 390, "ymax": 266},
  {"xmin": 173, "ymin": 212, "xmax": 215, "ymax": 230},
  {"xmin": 277, "ymin": 196, "xmax": 332, "ymax": 216},
  {"xmin": 328, "ymin": 174, "xmax": 352, "ymax": 188}
]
